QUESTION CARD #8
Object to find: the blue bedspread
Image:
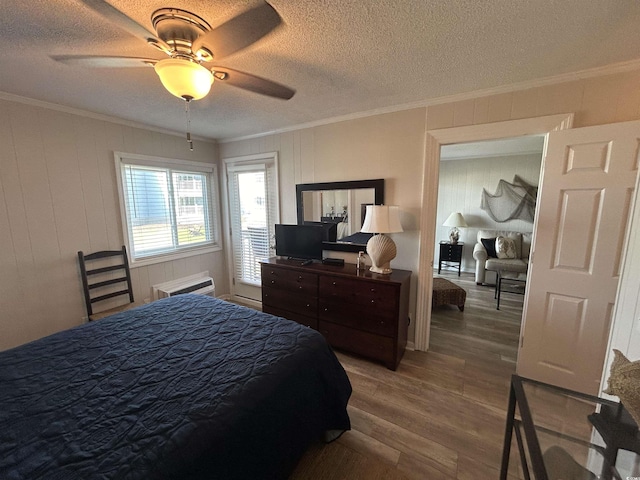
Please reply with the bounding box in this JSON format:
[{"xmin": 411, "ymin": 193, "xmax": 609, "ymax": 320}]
[{"xmin": 0, "ymin": 295, "xmax": 351, "ymax": 479}]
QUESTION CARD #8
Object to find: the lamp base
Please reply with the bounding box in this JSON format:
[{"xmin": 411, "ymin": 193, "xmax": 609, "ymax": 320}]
[
  {"xmin": 366, "ymin": 233, "xmax": 397, "ymax": 275},
  {"xmin": 449, "ymin": 227, "xmax": 460, "ymax": 244},
  {"xmin": 369, "ymin": 265, "xmax": 393, "ymax": 274}
]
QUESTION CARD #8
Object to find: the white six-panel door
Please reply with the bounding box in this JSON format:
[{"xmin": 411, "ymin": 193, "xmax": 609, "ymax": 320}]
[{"xmin": 518, "ymin": 120, "xmax": 640, "ymax": 394}]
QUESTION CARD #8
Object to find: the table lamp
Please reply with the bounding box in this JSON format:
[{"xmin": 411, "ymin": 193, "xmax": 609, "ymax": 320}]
[
  {"xmin": 361, "ymin": 205, "xmax": 403, "ymax": 274},
  {"xmin": 443, "ymin": 212, "xmax": 467, "ymax": 244}
]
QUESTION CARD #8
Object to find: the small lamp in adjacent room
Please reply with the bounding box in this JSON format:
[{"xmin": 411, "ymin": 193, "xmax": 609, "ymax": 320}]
[
  {"xmin": 361, "ymin": 205, "xmax": 403, "ymax": 274},
  {"xmin": 443, "ymin": 212, "xmax": 467, "ymax": 244}
]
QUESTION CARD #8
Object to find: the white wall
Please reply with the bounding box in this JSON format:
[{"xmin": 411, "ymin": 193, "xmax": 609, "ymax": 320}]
[
  {"xmin": 220, "ymin": 108, "xmax": 427, "ymax": 343},
  {"xmin": 220, "ymin": 67, "xmax": 640, "ymax": 352},
  {"xmin": 435, "ymin": 153, "xmax": 542, "ymax": 272},
  {"xmin": 0, "ymin": 98, "xmax": 227, "ymax": 350},
  {"xmin": 5, "ymin": 66, "xmax": 640, "ymax": 357}
]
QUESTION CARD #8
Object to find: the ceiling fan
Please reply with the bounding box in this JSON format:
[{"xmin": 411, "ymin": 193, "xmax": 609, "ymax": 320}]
[{"xmin": 52, "ymin": 1, "xmax": 295, "ymax": 145}]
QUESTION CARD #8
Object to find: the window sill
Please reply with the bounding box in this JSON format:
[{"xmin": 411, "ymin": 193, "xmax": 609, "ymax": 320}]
[{"xmin": 130, "ymin": 244, "xmax": 222, "ymax": 268}]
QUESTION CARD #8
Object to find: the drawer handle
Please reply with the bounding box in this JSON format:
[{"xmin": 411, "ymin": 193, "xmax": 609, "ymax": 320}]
[
  {"xmin": 370, "ymin": 288, "xmax": 376, "ymax": 292},
  {"xmin": 298, "ymin": 275, "xmax": 303, "ymax": 280},
  {"xmin": 264, "ymin": 293, "xmax": 268, "ymax": 298},
  {"xmin": 371, "ymin": 300, "xmax": 375, "ymax": 304},
  {"xmin": 332, "ymin": 281, "xmax": 336, "ymax": 286},
  {"xmin": 306, "ymin": 303, "xmax": 311, "ymax": 308},
  {"xmin": 298, "ymin": 285, "xmax": 303, "ymax": 289},
  {"xmin": 324, "ymin": 308, "xmax": 328, "ymax": 312},
  {"xmin": 270, "ymin": 271, "xmax": 275, "ymax": 275},
  {"xmin": 271, "ymin": 280, "xmax": 275, "ymax": 284}
]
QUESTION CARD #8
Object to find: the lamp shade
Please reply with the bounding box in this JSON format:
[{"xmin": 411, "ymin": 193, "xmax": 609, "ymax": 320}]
[
  {"xmin": 361, "ymin": 205, "xmax": 403, "ymax": 234},
  {"xmin": 443, "ymin": 212, "xmax": 467, "ymax": 228},
  {"xmin": 154, "ymin": 58, "xmax": 214, "ymax": 101}
]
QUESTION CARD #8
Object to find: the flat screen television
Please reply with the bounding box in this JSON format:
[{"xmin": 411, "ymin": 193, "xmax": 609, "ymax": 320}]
[{"xmin": 275, "ymin": 224, "xmax": 324, "ymax": 260}]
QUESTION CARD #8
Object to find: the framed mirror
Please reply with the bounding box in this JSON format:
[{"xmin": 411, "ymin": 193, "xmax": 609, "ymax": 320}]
[{"xmin": 296, "ymin": 179, "xmax": 384, "ymax": 252}]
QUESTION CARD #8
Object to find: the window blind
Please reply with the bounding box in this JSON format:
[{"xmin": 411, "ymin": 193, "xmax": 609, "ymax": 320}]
[
  {"xmin": 117, "ymin": 157, "xmax": 220, "ymax": 262},
  {"xmin": 228, "ymin": 161, "xmax": 278, "ymax": 286}
]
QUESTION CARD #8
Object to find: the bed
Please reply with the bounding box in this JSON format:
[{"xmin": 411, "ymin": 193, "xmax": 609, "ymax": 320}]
[{"xmin": 0, "ymin": 295, "xmax": 352, "ymax": 479}]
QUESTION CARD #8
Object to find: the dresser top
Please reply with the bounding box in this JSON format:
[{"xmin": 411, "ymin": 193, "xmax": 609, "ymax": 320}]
[{"xmin": 262, "ymin": 257, "xmax": 412, "ymax": 283}]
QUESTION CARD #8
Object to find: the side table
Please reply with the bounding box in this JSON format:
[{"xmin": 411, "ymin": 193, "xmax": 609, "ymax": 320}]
[
  {"xmin": 500, "ymin": 375, "xmax": 640, "ymax": 480},
  {"xmin": 438, "ymin": 242, "xmax": 463, "ymax": 276}
]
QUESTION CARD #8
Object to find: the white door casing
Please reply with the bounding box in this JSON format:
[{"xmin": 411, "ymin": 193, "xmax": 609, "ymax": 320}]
[
  {"xmin": 517, "ymin": 120, "xmax": 640, "ymax": 394},
  {"xmin": 416, "ymin": 113, "xmax": 575, "ymax": 351},
  {"xmin": 223, "ymin": 152, "xmax": 279, "ymax": 303}
]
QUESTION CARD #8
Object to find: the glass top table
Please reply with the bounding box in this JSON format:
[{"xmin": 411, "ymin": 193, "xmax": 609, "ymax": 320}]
[{"xmin": 500, "ymin": 375, "xmax": 640, "ymax": 480}]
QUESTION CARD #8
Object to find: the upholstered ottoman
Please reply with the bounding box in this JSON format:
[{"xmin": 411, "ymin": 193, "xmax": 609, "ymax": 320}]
[{"xmin": 432, "ymin": 278, "xmax": 466, "ymax": 311}]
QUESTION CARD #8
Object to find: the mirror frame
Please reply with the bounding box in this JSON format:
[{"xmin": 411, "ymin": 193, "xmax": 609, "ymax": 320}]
[{"xmin": 296, "ymin": 178, "xmax": 385, "ymax": 252}]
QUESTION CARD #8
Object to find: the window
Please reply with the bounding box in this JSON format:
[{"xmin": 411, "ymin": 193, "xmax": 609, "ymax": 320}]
[{"xmin": 115, "ymin": 152, "xmax": 221, "ymax": 266}]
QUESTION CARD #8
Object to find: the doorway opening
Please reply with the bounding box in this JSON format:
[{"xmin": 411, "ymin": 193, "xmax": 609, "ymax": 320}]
[
  {"xmin": 432, "ymin": 135, "xmax": 544, "ymax": 366},
  {"xmin": 414, "ymin": 113, "xmax": 575, "ymax": 353}
]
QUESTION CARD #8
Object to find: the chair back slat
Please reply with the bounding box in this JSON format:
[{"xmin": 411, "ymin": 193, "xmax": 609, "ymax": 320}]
[
  {"xmin": 86, "ymin": 264, "xmax": 126, "ymax": 276},
  {"xmin": 77, "ymin": 246, "xmax": 134, "ymax": 319}
]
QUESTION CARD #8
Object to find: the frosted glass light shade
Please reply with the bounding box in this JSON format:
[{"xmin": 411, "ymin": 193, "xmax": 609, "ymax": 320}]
[
  {"xmin": 361, "ymin": 205, "xmax": 403, "ymax": 274},
  {"xmin": 154, "ymin": 58, "xmax": 214, "ymax": 101}
]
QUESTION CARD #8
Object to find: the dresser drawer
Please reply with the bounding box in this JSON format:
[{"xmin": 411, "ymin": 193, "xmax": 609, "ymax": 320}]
[
  {"xmin": 262, "ymin": 286, "xmax": 317, "ymax": 317},
  {"xmin": 262, "ymin": 305, "xmax": 318, "ymax": 330},
  {"xmin": 318, "ymin": 299, "xmax": 395, "ymax": 337},
  {"xmin": 260, "ymin": 258, "xmax": 411, "ymax": 371},
  {"xmin": 319, "ymin": 320, "xmax": 395, "ymax": 367},
  {"xmin": 319, "ymin": 276, "xmax": 397, "ymax": 313},
  {"xmin": 261, "ymin": 265, "xmax": 318, "ymax": 295},
  {"xmin": 440, "ymin": 243, "xmax": 463, "ymax": 261}
]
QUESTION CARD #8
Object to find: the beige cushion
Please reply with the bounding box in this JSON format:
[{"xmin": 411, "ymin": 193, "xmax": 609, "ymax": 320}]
[
  {"xmin": 604, "ymin": 349, "xmax": 640, "ymax": 426},
  {"xmin": 496, "ymin": 236, "xmax": 517, "ymax": 259},
  {"xmin": 477, "ymin": 230, "xmax": 525, "ymax": 259},
  {"xmin": 485, "ymin": 258, "xmax": 528, "ymax": 273}
]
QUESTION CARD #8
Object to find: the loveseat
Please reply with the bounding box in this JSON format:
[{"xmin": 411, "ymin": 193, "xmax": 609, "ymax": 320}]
[{"xmin": 472, "ymin": 229, "xmax": 532, "ymax": 285}]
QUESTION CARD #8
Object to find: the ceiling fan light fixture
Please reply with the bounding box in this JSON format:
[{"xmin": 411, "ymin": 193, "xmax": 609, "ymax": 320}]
[{"xmin": 154, "ymin": 58, "xmax": 213, "ymax": 101}]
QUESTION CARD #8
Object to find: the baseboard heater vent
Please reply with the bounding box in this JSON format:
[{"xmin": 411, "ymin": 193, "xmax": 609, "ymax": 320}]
[{"xmin": 152, "ymin": 272, "xmax": 215, "ymax": 300}]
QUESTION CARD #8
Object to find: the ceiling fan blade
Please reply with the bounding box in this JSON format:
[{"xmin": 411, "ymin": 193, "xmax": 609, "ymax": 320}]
[
  {"xmin": 212, "ymin": 67, "xmax": 295, "ymax": 100},
  {"xmin": 192, "ymin": 2, "xmax": 282, "ymax": 60},
  {"xmin": 80, "ymin": 0, "xmax": 170, "ymax": 52},
  {"xmin": 51, "ymin": 55, "xmax": 157, "ymax": 68}
]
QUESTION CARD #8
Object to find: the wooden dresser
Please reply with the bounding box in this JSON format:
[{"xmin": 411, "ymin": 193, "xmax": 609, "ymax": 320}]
[{"xmin": 261, "ymin": 257, "xmax": 411, "ymax": 370}]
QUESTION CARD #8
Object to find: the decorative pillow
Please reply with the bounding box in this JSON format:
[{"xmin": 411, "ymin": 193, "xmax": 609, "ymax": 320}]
[
  {"xmin": 604, "ymin": 349, "xmax": 640, "ymax": 426},
  {"xmin": 480, "ymin": 237, "xmax": 498, "ymax": 258},
  {"xmin": 496, "ymin": 236, "xmax": 517, "ymax": 259}
]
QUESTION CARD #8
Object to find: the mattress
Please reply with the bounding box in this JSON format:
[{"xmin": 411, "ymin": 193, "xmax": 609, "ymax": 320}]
[{"xmin": 0, "ymin": 295, "xmax": 351, "ymax": 479}]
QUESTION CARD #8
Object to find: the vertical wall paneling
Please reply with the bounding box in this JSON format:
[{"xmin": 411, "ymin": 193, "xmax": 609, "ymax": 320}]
[
  {"xmin": 220, "ymin": 108, "xmax": 428, "ymax": 345},
  {"xmin": 74, "ymin": 116, "xmax": 109, "ymax": 252},
  {"xmin": 0, "ymin": 98, "xmax": 221, "ymax": 350},
  {"xmin": 436, "ymin": 153, "xmax": 543, "ymax": 272},
  {"xmin": 5, "ymin": 68, "xmax": 640, "ymax": 351}
]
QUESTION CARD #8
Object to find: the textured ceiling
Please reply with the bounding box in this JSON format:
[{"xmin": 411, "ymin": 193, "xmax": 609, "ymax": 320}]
[{"xmin": 1, "ymin": 0, "xmax": 640, "ymax": 141}]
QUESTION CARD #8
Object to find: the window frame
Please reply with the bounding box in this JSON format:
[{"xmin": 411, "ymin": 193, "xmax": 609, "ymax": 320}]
[{"xmin": 114, "ymin": 152, "xmax": 222, "ymax": 267}]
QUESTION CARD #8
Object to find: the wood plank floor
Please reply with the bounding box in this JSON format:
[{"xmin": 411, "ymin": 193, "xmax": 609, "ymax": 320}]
[{"xmin": 290, "ymin": 269, "xmax": 525, "ymax": 479}]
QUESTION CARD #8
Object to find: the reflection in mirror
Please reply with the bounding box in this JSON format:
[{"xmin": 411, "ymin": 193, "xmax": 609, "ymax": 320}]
[
  {"xmin": 301, "ymin": 188, "xmax": 375, "ymax": 240},
  {"xmin": 296, "ymin": 179, "xmax": 384, "ymax": 252}
]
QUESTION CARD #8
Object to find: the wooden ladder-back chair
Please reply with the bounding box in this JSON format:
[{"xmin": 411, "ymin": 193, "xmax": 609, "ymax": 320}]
[{"xmin": 78, "ymin": 246, "xmax": 136, "ymax": 321}]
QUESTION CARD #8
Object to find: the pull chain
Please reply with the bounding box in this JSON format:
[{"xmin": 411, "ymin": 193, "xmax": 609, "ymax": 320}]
[{"xmin": 184, "ymin": 99, "xmax": 194, "ymax": 151}]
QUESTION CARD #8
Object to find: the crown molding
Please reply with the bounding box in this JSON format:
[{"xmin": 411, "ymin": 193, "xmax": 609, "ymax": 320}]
[
  {"xmin": 0, "ymin": 91, "xmax": 216, "ymax": 144},
  {"xmin": 4, "ymin": 56, "xmax": 640, "ymax": 146},
  {"xmin": 220, "ymin": 58, "xmax": 640, "ymax": 143}
]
